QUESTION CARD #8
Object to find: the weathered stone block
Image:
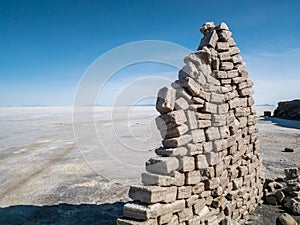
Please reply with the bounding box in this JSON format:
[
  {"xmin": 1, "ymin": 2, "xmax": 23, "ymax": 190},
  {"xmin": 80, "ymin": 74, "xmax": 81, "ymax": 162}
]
[
  {"xmin": 220, "ymin": 62, "xmax": 234, "ymax": 71},
  {"xmin": 186, "ymin": 110, "xmax": 198, "ymax": 130},
  {"xmin": 156, "ymin": 110, "xmax": 187, "ymax": 130},
  {"xmin": 177, "ymin": 186, "xmax": 192, "ymax": 199},
  {"xmin": 219, "ymin": 126, "xmax": 230, "ymax": 139},
  {"xmin": 235, "ymin": 107, "xmax": 251, "ymax": 117},
  {"xmin": 192, "ymin": 96, "xmax": 204, "ymax": 104},
  {"xmin": 195, "ymin": 205, "xmax": 210, "ymax": 220},
  {"xmin": 186, "ymin": 170, "xmax": 201, "ymax": 185},
  {"xmin": 232, "ymin": 177, "xmax": 243, "ymax": 190},
  {"xmin": 200, "ymin": 22, "xmax": 215, "ymax": 34},
  {"xmin": 237, "ymin": 81, "xmax": 248, "ymax": 90},
  {"xmin": 156, "ymin": 86, "xmax": 176, "ymax": 114},
  {"xmin": 211, "ymin": 92, "xmax": 225, "ymax": 103},
  {"xmin": 123, "ymin": 202, "xmax": 162, "ymax": 220},
  {"xmin": 162, "ymin": 134, "xmax": 192, "ymax": 148},
  {"xmin": 192, "ymin": 182, "xmax": 205, "ymax": 194},
  {"xmin": 186, "ymin": 194, "xmax": 199, "ymax": 208},
  {"xmin": 199, "ymin": 29, "xmax": 218, "ymax": 49},
  {"xmin": 212, "ymin": 114, "xmax": 227, "ymax": 126},
  {"xmin": 188, "ymin": 215, "xmax": 201, "ymax": 225},
  {"xmin": 226, "ymin": 190, "xmax": 239, "ymax": 200},
  {"xmin": 141, "ymin": 172, "xmax": 175, "ymax": 186},
  {"xmin": 201, "ymin": 102, "xmax": 218, "ymax": 113},
  {"xmin": 201, "ymin": 166, "xmax": 215, "ymax": 179},
  {"xmin": 205, "ymin": 127, "xmax": 220, "ymax": 141},
  {"xmin": 198, "ymin": 119, "xmax": 211, "ymax": 128},
  {"xmin": 212, "ymin": 139, "xmax": 227, "ymax": 152},
  {"xmin": 238, "ymin": 166, "xmax": 248, "ymax": 177},
  {"xmin": 218, "ymin": 103, "xmax": 229, "ymax": 114},
  {"xmin": 227, "ymin": 70, "xmax": 239, "ymax": 78},
  {"xmin": 228, "ymin": 98, "xmax": 241, "ymax": 109},
  {"xmin": 221, "ymin": 79, "xmax": 232, "ymax": 85},
  {"xmin": 228, "ymin": 37, "xmax": 236, "ymax": 47},
  {"xmin": 204, "ymin": 72, "xmax": 221, "ymax": 85},
  {"xmin": 219, "ymin": 51, "xmax": 231, "ymax": 61},
  {"xmin": 236, "ymin": 62, "xmax": 246, "ymax": 72},
  {"xmin": 196, "ymin": 112, "xmax": 212, "ymax": 120},
  {"xmin": 178, "ymin": 156, "xmax": 195, "ymax": 172},
  {"xmin": 216, "ymin": 42, "xmax": 230, "ymax": 51},
  {"xmin": 186, "ymin": 143, "xmax": 203, "ymax": 155},
  {"xmin": 176, "ymin": 87, "xmax": 192, "ymax": 100},
  {"xmin": 129, "ymin": 185, "xmax": 167, "ymax": 204},
  {"xmin": 213, "ymin": 70, "xmax": 227, "ymax": 79},
  {"xmin": 169, "ymin": 199, "xmax": 186, "ymax": 212},
  {"xmin": 179, "ymin": 62, "xmax": 198, "ymax": 80},
  {"xmin": 164, "ymin": 186, "xmax": 178, "ymax": 203},
  {"xmin": 155, "ymin": 146, "xmax": 187, "ymax": 157},
  {"xmin": 229, "ymin": 47, "xmax": 240, "ymax": 56},
  {"xmin": 232, "ymin": 55, "xmax": 242, "ymax": 64},
  {"xmin": 159, "ymin": 123, "xmax": 189, "ymax": 139},
  {"xmin": 248, "ymin": 115, "xmax": 256, "ymax": 126},
  {"xmin": 205, "ymin": 151, "xmax": 219, "ymax": 166},
  {"xmin": 189, "ymin": 104, "xmax": 203, "ymax": 112},
  {"xmin": 158, "ymin": 212, "xmax": 173, "ymax": 224},
  {"xmin": 248, "ymin": 96, "xmax": 255, "ymax": 106},
  {"xmin": 248, "ymin": 124, "xmax": 258, "ymax": 134},
  {"xmin": 178, "ymin": 207, "xmax": 194, "ymax": 222},
  {"xmin": 216, "ymin": 22, "xmax": 229, "ymax": 30},
  {"xmin": 218, "ymin": 30, "xmax": 232, "ymax": 41},
  {"xmin": 196, "ymin": 154, "xmax": 209, "ymax": 169},
  {"xmin": 212, "ymin": 196, "xmax": 226, "ymax": 208},
  {"xmin": 205, "ymin": 177, "xmax": 220, "ymax": 190},
  {"xmin": 180, "ymin": 77, "xmax": 201, "ymax": 96},
  {"xmin": 200, "ymin": 190, "xmax": 211, "ymax": 198},
  {"xmin": 171, "ymin": 171, "xmax": 185, "ymax": 186},
  {"xmin": 175, "ymin": 97, "xmax": 189, "ymax": 110},
  {"xmin": 203, "ymin": 141, "xmax": 213, "ymax": 152},
  {"xmin": 191, "ymin": 129, "xmax": 206, "ymax": 143},
  {"xmin": 211, "ymin": 57, "xmax": 220, "ymax": 70},
  {"xmin": 146, "ymin": 156, "xmax": 179, "ymax": 175}
]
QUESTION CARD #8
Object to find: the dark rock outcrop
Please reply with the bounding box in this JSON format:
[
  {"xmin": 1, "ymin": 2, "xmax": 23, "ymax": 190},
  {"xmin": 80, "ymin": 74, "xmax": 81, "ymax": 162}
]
[{"xmin": 274, "ymin": 100, "xmax": 300, "ymax": 121}]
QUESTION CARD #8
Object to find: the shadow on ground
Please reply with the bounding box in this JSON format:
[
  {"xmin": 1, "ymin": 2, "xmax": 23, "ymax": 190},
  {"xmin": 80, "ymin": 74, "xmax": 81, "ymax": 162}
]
[
  {"xmin": 263, "ymin": 117, "xmax": 300, "ymax": 129},
  {"xmin": 1, "ymin": 202, "xmax": 300, "ymax": 225},
  {"xmin": 0, "ymin": 202, "xmax": 125, "ymax": 225},
  {"xmin": 248, "ymin": 204, "xmax": 300, "ymax": 225}
]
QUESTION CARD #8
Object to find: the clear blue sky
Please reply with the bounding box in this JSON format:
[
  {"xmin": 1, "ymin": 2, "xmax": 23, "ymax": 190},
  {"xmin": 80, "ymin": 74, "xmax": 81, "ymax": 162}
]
[{"xmin": 0, "ymin": 0, "xmax": 300, "ymax": 106}]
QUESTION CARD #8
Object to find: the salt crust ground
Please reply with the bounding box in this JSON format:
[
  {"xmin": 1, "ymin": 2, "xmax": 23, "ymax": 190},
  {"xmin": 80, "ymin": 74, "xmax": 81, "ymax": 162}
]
[{"xmin": 0, "ymin": 106, "xmax": 299, "ymax": 224}]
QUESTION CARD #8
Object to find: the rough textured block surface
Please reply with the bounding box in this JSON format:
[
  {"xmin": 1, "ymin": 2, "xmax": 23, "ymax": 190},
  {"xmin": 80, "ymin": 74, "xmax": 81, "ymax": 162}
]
[{"xmin": 118, "ymin": 21, "xmax": 263, "ymax": 225}]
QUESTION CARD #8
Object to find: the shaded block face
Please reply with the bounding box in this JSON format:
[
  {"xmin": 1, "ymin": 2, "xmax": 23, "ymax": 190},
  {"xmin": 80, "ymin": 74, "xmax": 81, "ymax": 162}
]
[
  {"xmin": 141, "ymin": 172, "xmax": 175, "ymax": 186},
  {"xmin": 156, "ymin": 87, "xmax": 176, "ymax": 114},
  {"xmin": 155, "ymin": 110, "xmax": 187, "ymax": 130},
  {"xmin": 118, "ymin": 21, "xmax": 263, "ymax": 225}
]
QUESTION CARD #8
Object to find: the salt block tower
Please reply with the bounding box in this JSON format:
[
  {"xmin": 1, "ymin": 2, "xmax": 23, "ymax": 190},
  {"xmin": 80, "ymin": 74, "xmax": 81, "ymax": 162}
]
[{"xmin": 117, "ymin": 22, "xmax": 264, "ymax": 225}]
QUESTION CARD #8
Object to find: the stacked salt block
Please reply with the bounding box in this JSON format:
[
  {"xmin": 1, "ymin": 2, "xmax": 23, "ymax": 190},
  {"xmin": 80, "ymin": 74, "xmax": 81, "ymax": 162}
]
[{"xmin": 117, "ymin": 22, "xmax": 264, "ymax": 225}]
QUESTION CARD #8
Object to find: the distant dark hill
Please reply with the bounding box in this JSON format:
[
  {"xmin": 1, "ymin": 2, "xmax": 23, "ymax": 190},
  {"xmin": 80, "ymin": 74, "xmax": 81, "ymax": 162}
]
[{"xmin": 274, "ymin": 99, "xmax": 300, "ymax": 121}]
